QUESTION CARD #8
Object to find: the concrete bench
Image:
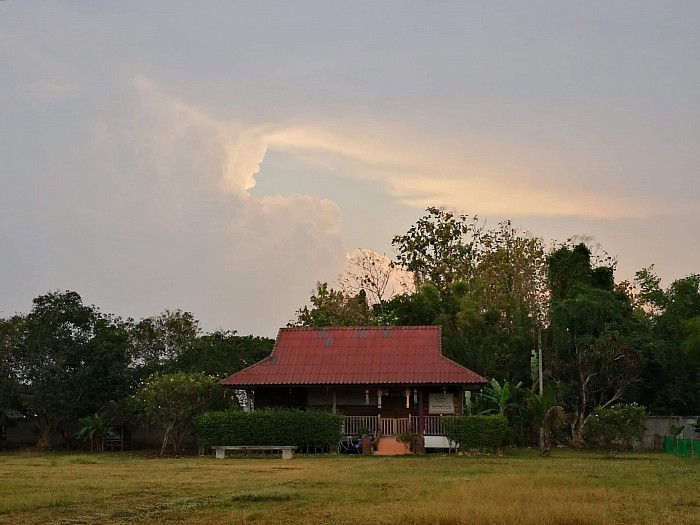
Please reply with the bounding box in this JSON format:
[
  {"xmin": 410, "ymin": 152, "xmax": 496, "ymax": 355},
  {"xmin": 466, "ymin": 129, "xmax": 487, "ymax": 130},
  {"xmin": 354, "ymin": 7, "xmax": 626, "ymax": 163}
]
[{"xmin": 212, "ymin": 445, "xmax": 297, "ymax": 460}]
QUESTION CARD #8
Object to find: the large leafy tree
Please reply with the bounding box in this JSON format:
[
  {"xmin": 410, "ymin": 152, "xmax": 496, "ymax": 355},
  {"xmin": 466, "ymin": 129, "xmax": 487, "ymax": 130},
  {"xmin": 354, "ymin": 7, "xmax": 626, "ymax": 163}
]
[
  {"xmin": 176, "ymin": 331, "xmax": 273, "ymax": 379},
  {"xmin": 635, "ymin": 270, "xmax": 700, "ymax": 414},
  {"xmin": 292, "ymin": 282, "xmax": 373, "ymax": 327},
  {"xmin": 130, "ymin": 310, "xmax": 200, "ymax": 379},
  {"xmin": 547, "ymin": 244, "xmax": 645, "ymax": 442},
  {"xmin": 475, "ymin": 220, "xmax": 548, "ymax": 331},
  {"xmin": 382, "ymin": 283, "xmax": 443, "ymax": 327},
  {"xmin": 9, "ymin": 291, "xmax": 132, "ymax": 448},
  {"xmin": 392, "ymin": 206, "xmax": 483, "ymax": 294},
  {"xmin": 0, "ymin": 317, "xmax": 21, "ymax": 415},
  {"xmin": 389, "ymin": 210, "xmax": 546, "ymax": 384}
]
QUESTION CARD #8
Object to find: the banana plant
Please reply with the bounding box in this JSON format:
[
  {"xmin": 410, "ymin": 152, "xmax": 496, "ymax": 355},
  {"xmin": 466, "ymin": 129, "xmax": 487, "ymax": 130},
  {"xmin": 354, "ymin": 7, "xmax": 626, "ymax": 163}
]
[
  {"xmin": 75, "ymin": 412, "xmax": 116, "ymax": 452},
  {"xmin": 479, "ymin": 378, "xmax": 523, "ymax": 416}
]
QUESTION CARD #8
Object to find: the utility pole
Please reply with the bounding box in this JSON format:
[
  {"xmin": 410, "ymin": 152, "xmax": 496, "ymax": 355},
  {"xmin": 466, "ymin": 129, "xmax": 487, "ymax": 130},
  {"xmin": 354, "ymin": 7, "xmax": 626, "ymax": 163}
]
[
  {"xmin": 538, "ymin": 327, "xmax": 543, "ymax": 395},
  {"xmin": 538, "ymin": 327, "xmax": 544, "ymax": 450}
]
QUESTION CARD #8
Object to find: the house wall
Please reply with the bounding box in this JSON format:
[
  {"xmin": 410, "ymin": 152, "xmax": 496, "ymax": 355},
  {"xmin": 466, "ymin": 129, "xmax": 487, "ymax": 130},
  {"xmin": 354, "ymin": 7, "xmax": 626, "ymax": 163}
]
[
  {"xmin": 254, "ymin": 388, "xmax": 307, "ymax": 410},
  {"xmin": 307, "ymin": 386, "xmax": 420, "ymax": 417},
  {"xmin": 251, "ymin": 385, "xmax": 470, "ymax": 420}
]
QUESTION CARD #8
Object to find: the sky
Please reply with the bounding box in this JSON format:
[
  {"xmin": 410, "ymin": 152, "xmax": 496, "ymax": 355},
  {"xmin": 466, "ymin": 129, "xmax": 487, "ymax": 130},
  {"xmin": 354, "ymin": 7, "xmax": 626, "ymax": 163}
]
[{"xmin": 1, "ymin": 1, "xmax": 699, "ymax": 337}]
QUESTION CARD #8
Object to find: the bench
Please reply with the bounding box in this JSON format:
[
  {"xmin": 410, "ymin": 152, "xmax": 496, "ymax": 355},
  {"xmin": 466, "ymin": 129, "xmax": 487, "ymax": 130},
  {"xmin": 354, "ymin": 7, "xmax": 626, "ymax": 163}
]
[{"xmin": 212, "ymin": 445, "xmax": 297, "ymax": 460}]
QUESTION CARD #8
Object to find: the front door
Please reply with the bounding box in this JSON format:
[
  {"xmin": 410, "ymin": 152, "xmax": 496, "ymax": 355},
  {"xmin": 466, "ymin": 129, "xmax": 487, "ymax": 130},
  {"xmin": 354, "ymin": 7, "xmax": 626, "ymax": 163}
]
[{"xmin": 380, "ymin": 396, "xmax": 413, "ymax": 419}]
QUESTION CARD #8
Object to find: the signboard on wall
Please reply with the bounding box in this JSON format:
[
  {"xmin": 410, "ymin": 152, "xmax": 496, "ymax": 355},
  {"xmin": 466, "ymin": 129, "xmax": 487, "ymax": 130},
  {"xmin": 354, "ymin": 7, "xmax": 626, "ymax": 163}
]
[{"xmin": 428, "ymin": 393, "xmax": 455, "ymax": 414}]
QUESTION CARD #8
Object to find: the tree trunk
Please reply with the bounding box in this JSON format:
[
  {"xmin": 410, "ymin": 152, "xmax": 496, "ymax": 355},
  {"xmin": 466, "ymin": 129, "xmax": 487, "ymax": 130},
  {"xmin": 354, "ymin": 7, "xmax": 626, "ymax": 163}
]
[
  {"xmin": 172, "ymin": 422, "xmax": 185, "ymax": 453},
  {"xmin": 36, "ymin": 428, "xmax": 53, "ymax": 450},
  {"xmin": 569, "ymin": 345, "xmax": 587, "ymax": 447},
  {"xmin": 161, "ymin": 420, "xmax": 174, "ymax": 455},
  {"xmin": 35, "ymin": 411, "xmax": 57, "ymax": 450},
  {"xmin": 540, "ymin": 425, "xmax": 551, "ymax": 456}
]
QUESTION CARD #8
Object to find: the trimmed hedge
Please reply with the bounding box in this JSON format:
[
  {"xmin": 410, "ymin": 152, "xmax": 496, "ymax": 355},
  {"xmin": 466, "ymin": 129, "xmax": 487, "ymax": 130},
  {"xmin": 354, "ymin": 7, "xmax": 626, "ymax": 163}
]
[
  {"xmin": 195, "ymin": 410, "xmax": 343, "ymax": 451},
  {"xmin": 444, "ymin": 415, "xmax": 512, "ymax": 452}
]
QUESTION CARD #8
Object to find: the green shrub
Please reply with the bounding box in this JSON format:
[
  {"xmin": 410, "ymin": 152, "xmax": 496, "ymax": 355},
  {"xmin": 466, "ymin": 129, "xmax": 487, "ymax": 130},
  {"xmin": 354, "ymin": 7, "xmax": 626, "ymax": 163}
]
[
  {"xmin": 584, "ymin": 403, "xmax": 647, "ymax": 457},
  {"xmin": 131, "ymin": 372, "xmax": 231, "ymax": 454},
  {"xmin": 444, "ymin": 415, "xmax": 511, "ymax": 452},
  {"xmin": 195, "ymin": 410, "xmax": 343, "ymax": 452}
]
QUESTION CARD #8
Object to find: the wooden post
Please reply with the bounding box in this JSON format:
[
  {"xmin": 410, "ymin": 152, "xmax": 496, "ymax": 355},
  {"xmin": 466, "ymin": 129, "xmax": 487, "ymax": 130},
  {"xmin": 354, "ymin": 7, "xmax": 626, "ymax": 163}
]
[
  {"xmin": 418, "ymin": 389, "xmax": 425, "ymax": 437},
  {"xmin": 332, "ymin": 389, "xmax": 337, "ymax": 414}
]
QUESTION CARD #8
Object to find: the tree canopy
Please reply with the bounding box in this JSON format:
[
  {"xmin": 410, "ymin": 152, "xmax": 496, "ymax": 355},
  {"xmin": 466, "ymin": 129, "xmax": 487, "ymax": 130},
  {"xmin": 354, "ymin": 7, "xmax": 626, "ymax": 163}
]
[
  {"xmin": 547, "ymin": 244, "xmax": 646, "ymax": 440},
  {"xmin": 290, "ymin": 206, "xmax": 699, "ymax": 446},
  {"xmin": 6, "ymin": 291, "xmax": 132, "ymax": 448},
  {"xmin": 1, "ymin": 291, "xmax": 273, "ymax": 449}
]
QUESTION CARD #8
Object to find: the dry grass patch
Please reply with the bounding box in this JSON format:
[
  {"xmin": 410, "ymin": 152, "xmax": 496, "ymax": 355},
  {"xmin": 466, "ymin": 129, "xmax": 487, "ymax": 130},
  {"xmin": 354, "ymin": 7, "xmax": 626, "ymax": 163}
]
[
  {"xmin": 403, "ymin": 474, "xmax": 612, "ymax": 525},
  {"xmin": 0, "ymin": 450, "xmax": 698, "ymax": 525}
]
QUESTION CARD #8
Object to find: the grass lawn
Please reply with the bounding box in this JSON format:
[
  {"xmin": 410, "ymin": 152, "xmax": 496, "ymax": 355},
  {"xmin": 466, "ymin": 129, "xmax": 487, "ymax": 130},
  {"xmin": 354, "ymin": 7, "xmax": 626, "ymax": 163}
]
[{"xmin": 0, "ymin": 448, "xmax": 698, "ymax": 525}]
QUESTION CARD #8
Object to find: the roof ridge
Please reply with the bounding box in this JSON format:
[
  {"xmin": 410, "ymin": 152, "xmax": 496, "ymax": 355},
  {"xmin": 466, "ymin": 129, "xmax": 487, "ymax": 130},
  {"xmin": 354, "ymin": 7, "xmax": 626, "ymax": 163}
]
[{"xmin": 280, "ymin": 325, "xmax": 439, "ymax": 331}]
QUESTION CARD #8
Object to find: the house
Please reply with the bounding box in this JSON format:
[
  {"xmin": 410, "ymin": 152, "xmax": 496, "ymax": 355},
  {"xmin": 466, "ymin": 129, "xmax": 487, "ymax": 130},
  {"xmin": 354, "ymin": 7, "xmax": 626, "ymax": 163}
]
[{"xmin": 219, "ymin": 326, "xmax": 487, "ymax": 454}]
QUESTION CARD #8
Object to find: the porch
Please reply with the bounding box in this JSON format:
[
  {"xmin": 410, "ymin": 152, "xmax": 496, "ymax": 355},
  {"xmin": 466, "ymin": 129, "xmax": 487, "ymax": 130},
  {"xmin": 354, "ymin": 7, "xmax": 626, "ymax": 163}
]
[{"xmin": 342, "ymin": 415, "xmax": 454, "ymax": 438}]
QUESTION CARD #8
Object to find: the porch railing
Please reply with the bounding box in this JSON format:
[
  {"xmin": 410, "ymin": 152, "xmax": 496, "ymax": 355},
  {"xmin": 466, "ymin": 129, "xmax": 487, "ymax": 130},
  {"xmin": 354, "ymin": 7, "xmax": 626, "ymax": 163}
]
[
  {"xmin": 419, "ymin": 415, "xmax": 457, "ymax": 436},
  {"xmin": 343, "ymin": 415, "xmax": 457, "ymax": 437},
  {"xmin": 343, "ymin": 416, "xmax": 379, "ymax": 436},
  {"xmin": 380, "ymin": 417, "xmax": 411, "ymax": 436}
]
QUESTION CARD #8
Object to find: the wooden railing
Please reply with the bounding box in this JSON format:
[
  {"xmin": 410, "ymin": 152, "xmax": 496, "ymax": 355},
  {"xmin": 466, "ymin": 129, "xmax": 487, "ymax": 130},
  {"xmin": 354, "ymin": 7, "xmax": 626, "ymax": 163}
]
[
  {"xmin": 380, "ymin": 417, "xmax": 411, "ymax": 436},
  {"xmin": 343, "ymin": 416, "xmax": 378, "ymax": 436},
  {"xmin": 420, "ymin": 415, "xmax": 456, "ymax": 436},
  {"xmin": 343, "ymin": 415, "xmax": 458, "ymax": 437}
]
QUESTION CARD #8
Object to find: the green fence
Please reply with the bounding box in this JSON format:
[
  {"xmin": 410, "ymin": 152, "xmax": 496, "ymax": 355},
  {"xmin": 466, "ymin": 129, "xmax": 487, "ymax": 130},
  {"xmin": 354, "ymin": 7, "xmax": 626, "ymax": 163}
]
[{"xmin": 663, "ymin": 436, "xmax": 700, "ymax": 459}]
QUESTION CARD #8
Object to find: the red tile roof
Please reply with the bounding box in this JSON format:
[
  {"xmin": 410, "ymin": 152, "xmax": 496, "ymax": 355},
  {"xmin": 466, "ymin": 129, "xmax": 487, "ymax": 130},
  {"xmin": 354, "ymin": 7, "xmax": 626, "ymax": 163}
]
[{"xmin": 219, "ymin": 326, "xmax": 487, "ymax": 387}]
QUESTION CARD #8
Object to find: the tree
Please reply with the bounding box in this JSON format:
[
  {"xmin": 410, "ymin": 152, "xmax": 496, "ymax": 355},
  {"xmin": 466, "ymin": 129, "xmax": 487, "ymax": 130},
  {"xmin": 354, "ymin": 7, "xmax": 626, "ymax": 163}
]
[
  {"xmin": 383, "ymin": 280, "xmax": 534, "ymax": 383},
  {"xmin": 339, "ymin": 249, "xmax": 414, "ymax": 305},
  {"xmin": 9, "ymin": 291, "xmax": 132, "ymax": 449},
  {"xmin": 547, "ymin": 244, "xmax": 644, "ymax": 443},
  {"xmin": 392, "ymin": 207, "xmax": 483, "ymax": 294},
  {"xmin": 634, "ymin": 271, "xmax": 700, "ymax": 414},
  {"xmin": 130, "ymin": 310, "xmax": 200, "ymax": 379},
  {"xmin": 292, "ymin": 282, "xmax": 373, "ymax": 327},
  {"xmin": 476, "ymin": 220, "xmax": 548, "ymax": 330},
  {"xmin": 176, "ymin": 331, "xmax": 273, "ymax": 379},
  {"xmin": 0, "ymin": 318, "xmax": 21, "ymax": 415},
  {"xmin": 390, "ymin": 212, "xmax": 546, "ymax": 385},
  {"xmin": 131, "ymin": 372, "xmax": 233, "ymax": 454},
  {"xmin": 583, "ymin": 403, "xmax": 647, "ymax": 458},
  {"xmin": 634, "ymin": 265, "xmax": 668, "ymax": 317},
  {"xmin": 381, "ymin": 284, "xmax": 443, "ymax": 326}
]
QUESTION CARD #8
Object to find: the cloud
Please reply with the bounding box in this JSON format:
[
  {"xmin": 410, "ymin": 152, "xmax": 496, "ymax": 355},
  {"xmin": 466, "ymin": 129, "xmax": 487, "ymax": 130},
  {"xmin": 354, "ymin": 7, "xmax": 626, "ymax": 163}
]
[
  {"xmin": 131, "ymin": 76, "xmax": 267, "ymax": 199},
  {"xmin": 130, "ymin": 79, "xmax": 680, "ymax": 221},
  {"xmin": 17, "ymin": 75, "xmax": 679, "ymax": 335},
  {"xmin": 49, "ymin": 77, "xmax": 348, "ymax": 335},
  {"xmin": 264, "ymin": 124, "xmax": 677, "ymax": 219}
]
